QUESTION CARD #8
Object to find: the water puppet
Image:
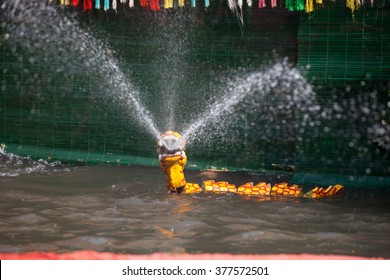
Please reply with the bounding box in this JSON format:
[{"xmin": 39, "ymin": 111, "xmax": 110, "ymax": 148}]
[{"xmin": 157, "ymin": 131, "xmax": 344, "ymax": 198}]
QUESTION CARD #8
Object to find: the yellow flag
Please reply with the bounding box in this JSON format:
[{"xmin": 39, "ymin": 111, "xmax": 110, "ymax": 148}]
[
  {"xmin": 305, "ymin": 0, "xmax": 314, "ymax": 13},
  {"xmin": 346, "ymin": 0, "xmax": 361, "ymax": 14},
  {"xmin": 165, "ymin": 0, "xmax": 174, "ymax": 8}
]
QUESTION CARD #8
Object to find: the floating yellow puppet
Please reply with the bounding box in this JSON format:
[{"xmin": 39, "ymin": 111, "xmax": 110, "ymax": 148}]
[{"xmin": 157, "ymin": 131, "xmax": 344, "ymax": 198}]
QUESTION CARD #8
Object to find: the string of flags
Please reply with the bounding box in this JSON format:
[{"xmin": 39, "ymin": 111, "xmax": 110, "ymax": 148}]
[{"xmin": 56, "ymin": 0, "xmax": 375, "ymax": 14}]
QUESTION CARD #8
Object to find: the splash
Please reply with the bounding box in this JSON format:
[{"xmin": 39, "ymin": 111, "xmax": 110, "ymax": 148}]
[
  {"xmin": 182, "ymin": 59, "xmax": 317, "ymax": 144},
  {"xmin": 1, "ymin": 0, "xmax": 317, "ymax": 154},
  {"xmin": 0, "ymin": 145, "xmax": 69, "ymax": 176},
  {"xmin": 1, "ymin": 0, "xmax": 160, "ymax": 139},
  {"xmin": 1, "ymin": 1, "xmax": 321, "ymax": 174},
  {"xmin": 146, "ymin": 11, "xmax": 196, "ymax": 132}
]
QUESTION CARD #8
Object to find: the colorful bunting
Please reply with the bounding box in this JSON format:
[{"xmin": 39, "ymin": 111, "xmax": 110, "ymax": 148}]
[
  {"xmin": 150, "ymin": 0, "xmax": 161, "ymax": 11},
  {"xmin": 285, "ymin": 0, "xmax": 294, "ymax": 11},
  {"xmin": 259, "ymin": 0, "xmax": 266, "ymax": 8},
  {"xmin": 295, "ymin": 0, "xmax": 304, "ymax": 10},
  {"xmin": 140, "ymin": 0, "xmax": 149, "ymax": 8},
  {"xmin": 164, "ymin": 0, "xmax": 173, "ymax": 9},
  {"xmin": 346, "ymin": 0, "xmax": 362, "ymax": 14},
  {"xmin": 84, "ymin": 0, "xmax": 93, "ymax": 10},
  {"xmin": 238, "ymin": 0, "xmax": 243, "ymax": 10},
  {"xmin": 305, "ymin": 0, "xmax": 314, "ymax": 12},
  {"xmin": 104, "ymin": 0, "xmax": 109, "ymax": 11},
  {"xmin": 57, "ymin": 0, "xmax": 367, "ymax": 15}
]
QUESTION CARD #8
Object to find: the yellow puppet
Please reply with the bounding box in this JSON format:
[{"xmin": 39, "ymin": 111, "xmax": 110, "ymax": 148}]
[{"xmin": 157, "ymin": 131, "xmax": 343, "ymax": 198}]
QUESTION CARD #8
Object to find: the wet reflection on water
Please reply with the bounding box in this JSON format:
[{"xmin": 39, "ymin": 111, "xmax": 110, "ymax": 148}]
[{"xmin": 0, "ymin": 166, "xmax": 389, "ymax": 257}]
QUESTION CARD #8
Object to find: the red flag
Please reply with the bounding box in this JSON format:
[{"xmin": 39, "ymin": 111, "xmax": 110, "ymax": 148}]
[
  {"xmin": 84, "ymin": 0, "xmax": 93, "ymax": 10},
  {"xmin": 140, "ymin": 0, "xmax": 149, "ymax": 8},
  {"xmin": 150, "ymin": 0, "xmax": 160, "ymax": 11},
  {"xmin": 258, "ymin": 0, "xmax": 266, "ymax": 8}
]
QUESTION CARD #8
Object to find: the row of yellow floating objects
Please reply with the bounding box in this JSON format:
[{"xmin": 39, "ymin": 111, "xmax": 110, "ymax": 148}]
[
  {"xmin": 182, "ymin": 180, "xmax": 345, "ymax": 199},
  {"xmin": 55, "ymin": 0, "xmax": 368, "ymax": 13}
]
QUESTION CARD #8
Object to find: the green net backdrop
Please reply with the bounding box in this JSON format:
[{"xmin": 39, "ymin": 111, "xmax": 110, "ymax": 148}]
[
  {"xmin": 295, "ymin": 1, "xmax": 390, "ymax": 186},
  {"xmin": 1, "ymin": 2, "xmax": 389, "ymax": 186}
]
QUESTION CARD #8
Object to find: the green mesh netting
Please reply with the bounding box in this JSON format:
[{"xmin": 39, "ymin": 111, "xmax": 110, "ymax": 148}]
[
  {"xmin": 295, "ymin": 1, "xmax": 390, "ymax": 185},
  {"xmin": 1, "ymin": 1, "xmax": 389, "ymax": 186}
]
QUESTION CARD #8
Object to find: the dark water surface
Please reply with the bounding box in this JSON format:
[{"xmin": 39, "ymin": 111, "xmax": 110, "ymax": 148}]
[{"xmin": 0, "ymin": 165, "xmax": 389, "ymax": 258}]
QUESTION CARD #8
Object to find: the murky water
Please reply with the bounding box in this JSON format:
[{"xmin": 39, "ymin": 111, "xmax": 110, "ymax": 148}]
[{"xmin": 0, "ymin": 165, "xmax": 389, "ymax": 258}]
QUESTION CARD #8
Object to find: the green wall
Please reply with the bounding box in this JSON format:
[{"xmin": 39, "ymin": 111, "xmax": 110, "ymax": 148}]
[{"xmin": 296, "ymin": 1, "xmax": 390, "ymax": 185}]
